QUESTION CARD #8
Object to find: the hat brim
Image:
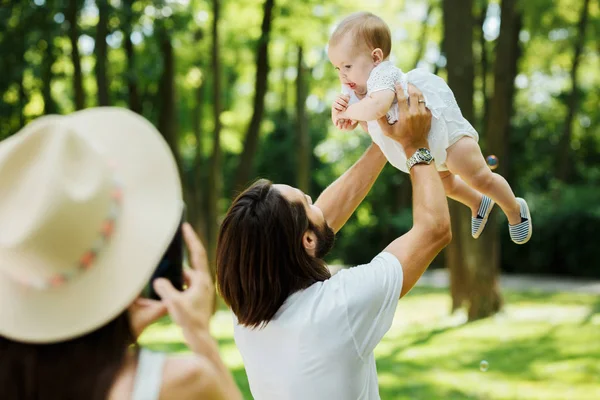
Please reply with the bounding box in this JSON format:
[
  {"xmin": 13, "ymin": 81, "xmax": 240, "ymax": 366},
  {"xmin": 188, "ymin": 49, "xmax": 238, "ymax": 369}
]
[{"xmin": 0, "ymin": 107, "xmax": 183, "ymax": 343}]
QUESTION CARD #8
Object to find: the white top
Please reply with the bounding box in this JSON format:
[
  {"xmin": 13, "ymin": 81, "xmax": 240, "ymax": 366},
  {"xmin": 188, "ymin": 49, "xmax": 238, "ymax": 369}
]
[
  {"xmin": 131, "ymin": 348, "xmax": 166, "ymax": 400},
  {"xmin": 233, "ymin": 252, "xmax": 404, "ymax": 400},
  {"xmin": 342, "ymin": 61, "xmax": 479, "ymax": 173}
]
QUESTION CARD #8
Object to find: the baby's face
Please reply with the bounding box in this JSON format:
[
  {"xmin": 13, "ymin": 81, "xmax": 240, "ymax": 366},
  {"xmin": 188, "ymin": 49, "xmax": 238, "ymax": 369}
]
[{"xmin": 328, "ymin": 35, "xmax": 376, "ymax": 96}]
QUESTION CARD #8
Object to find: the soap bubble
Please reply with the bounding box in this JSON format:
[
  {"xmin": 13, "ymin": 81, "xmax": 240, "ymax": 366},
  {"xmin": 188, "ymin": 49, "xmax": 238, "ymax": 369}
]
[
  {"xmin": 486, "ymin": 155, "xmax": 499, "ymax": 171},
  {"xmin": 480, "ymin": 360, "xmax": 489, "ymax": 372}
]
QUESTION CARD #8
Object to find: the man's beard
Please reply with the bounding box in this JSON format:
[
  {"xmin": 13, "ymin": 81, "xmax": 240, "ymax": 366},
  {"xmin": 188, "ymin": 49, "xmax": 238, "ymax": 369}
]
[{"xmin": 311, "ymin": 221, "xmax": 336, "ymax": 259}]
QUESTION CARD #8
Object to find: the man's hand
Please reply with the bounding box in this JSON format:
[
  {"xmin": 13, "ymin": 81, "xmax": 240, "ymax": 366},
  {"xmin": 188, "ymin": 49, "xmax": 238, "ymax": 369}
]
[
  {"xmin": 331, "ymin": 94, "xmax": 358, "ymax": 131},
  {"xmin": 377, "ymin": 83, "xmax": 432, "ymax": 157}
]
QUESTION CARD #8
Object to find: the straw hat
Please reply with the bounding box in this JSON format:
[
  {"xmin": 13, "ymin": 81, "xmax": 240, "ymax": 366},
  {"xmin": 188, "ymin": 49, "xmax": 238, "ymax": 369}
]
[{"xmin": 0, "ymin": 107, "xmax": 183, "ymax": 343}]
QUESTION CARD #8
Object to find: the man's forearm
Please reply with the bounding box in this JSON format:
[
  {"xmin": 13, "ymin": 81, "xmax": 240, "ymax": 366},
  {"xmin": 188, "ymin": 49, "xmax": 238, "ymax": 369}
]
[
  {"xmin": 407, "ymin": 147, "xmax": 450, "ymax": 235},
  {"xmin": 315, "ymin": 143, "xmax": 387, "ymax": 233},
  {"xmin": 390, "ymin": 154, "xmax": 451, "ymax": 299}
]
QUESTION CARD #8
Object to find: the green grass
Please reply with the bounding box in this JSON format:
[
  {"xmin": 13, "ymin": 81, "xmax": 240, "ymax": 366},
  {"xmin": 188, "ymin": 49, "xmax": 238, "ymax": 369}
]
[{"xmin": 139, "ymin": 287, "xmax": 600, "ymax": 400}]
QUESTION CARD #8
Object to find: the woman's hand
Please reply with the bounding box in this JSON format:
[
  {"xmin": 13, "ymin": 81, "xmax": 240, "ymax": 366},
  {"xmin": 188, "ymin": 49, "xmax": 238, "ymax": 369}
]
[
  {"xmin": 153, "ymin": 223, "xmax": 214, "ymax": 349},
  {"xmin": 128, "ymin": 223, "xmax": 212, "ymax": 339},
  {"xmin": 153, "ymin": 224, "xmax": 242, "ymax": 399},
  {"xmin": 128, "ymin": 297, "xmax": 167, "ymax": 339}
]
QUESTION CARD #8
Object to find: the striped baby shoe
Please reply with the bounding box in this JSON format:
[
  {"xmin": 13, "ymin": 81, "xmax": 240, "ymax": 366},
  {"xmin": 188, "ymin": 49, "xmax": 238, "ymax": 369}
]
[
  {"xmin": 509, "ymin": 198, "xmax": 532, "ymax": 244},
  {"xmin": 472, "ymin": 195, "xmax": 495, "ymax": 239}
]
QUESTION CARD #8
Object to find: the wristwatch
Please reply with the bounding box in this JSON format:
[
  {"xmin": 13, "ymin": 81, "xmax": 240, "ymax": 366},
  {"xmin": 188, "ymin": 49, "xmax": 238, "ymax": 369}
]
[{"xmin": 406, "ymin": 148, "xmax": 434, "ymax": 171}]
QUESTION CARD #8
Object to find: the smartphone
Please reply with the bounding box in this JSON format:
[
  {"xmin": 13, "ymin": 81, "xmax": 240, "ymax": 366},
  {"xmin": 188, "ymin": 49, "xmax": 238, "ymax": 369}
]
[{"xmin": 143, "ymin": 210, "xmax": 186, "ymax": 300}]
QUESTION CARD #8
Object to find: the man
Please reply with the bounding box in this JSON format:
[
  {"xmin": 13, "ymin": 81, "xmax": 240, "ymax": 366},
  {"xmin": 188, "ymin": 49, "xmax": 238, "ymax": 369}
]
[{"xmin": 216, "ymin": 84, "xmax": 451, "ymax": 399}]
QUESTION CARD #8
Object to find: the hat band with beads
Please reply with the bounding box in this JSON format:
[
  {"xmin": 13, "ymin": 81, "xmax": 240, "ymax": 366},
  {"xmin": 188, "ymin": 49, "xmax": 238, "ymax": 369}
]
[{"xmin": 10, "ymin": 176, "xmax": 123, "ymax": 290}]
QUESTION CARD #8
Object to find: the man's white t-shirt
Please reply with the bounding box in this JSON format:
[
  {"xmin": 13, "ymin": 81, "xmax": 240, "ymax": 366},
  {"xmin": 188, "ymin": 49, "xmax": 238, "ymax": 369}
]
[{"xmin": 233, "ymin": 252, "xmax": 403, "ymax": 400}]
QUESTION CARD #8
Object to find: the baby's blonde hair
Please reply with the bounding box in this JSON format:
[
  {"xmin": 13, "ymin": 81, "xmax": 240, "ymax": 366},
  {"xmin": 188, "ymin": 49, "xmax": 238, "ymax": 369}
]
[{"xmin": 329, "ymin": 12, "xmax": 392, "ymax": 58}]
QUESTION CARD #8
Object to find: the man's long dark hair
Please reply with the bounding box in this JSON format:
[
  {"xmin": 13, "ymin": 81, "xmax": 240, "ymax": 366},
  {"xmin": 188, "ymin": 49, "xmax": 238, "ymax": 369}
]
[
  {"xmin": 0, "ymin": 310, "xmax": 134, "ymax": 400},
  {"xmin": 216, "ymin": 179, "xmax": 332, "ymax": 328}
]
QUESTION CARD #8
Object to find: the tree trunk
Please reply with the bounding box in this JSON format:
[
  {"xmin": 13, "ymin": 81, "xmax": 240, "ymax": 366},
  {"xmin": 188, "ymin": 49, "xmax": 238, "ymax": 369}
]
[
  {"xmin": 443, "ymin": 0, "xmax": 502, "ymax": 319},
  {"xmin": 433, "ymin": 34, "xmax": 444, "ymax": 76},
  {"xmin": 446, "ymin": 202, "xmax": 469, "ymax": 312},
  {"xmin": 206, "ymin": 0, "xmax": 223, "ymax": 275},
  {"xmin": 189, "ymin": 63, "xmax": 208, "ymax": 246},
  {"xmin": 122, "ymin": 0, "xmax": 141, "ymax": 113},
  {"xmin": 18, "ymin": 69, "xmax": 26, "ymax": 128},
  {"xmin": 280, "ymin": 45, "xmax": 289, "ymax": 115},
  {"xmin": 295, "ymin": 45, "xmax": 310, "ymax": 193},
  {"xmin": 41, "ymin": 7, "xmax": 57, "ymax": 115},
  {"xmin": 556, "ymin": 0, "xmax": 590, "ymax": 182},
  {"xmin": 234, "ymin": 0, "xmax": 275, "ymax": 190},
  {"xmin": 157, "ymin": 25, "xmax": 181, "ymax": 169},
  {"xmin": 442, "ymin": 0, "xmax": 475, "ymax": 313},
  {"xmin": 67, "ymin": 0, "xmax": 85, "ymax": 110},
  {"xmin": 95, "ymin": 0, "xmax": 110, "ymax": 106},
  {"xmin": 486, "ymin": 0, "xmax": 521, "ymax": 183},
  {"xmin": 16, "ymin": 30, "xmax": 27, "ymax": 128},
  {"xmin": 41, "ymin": 37, "xmax": 57, "ymax": 115},
  {"xmin": 412, "ymin": 2, "xmax": 433, "ymax": 68},
  {"xmin": 477, "ymin": 1, "xmax": 489, "ymax": 136},
  {"xmin": 474, "ymin": 0, "xmax": 523, "ymax": 321},
  {"xmin": 443, "ymin": 0, "xmax": 475, "ymax": 121},
  {"xmin": 467, "ymin": 224, "xmax": 502, "ymax": 320}
]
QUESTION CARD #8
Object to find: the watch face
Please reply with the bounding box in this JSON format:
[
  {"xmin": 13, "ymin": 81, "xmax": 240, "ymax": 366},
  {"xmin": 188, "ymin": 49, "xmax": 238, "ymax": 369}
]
[
  {"xmin": 407, "ymin": 148, "xmax": 434, "ymax": 170},
  {"xmin": 418, "ymin": 148, "xmax": 433, "ymax": 162}
]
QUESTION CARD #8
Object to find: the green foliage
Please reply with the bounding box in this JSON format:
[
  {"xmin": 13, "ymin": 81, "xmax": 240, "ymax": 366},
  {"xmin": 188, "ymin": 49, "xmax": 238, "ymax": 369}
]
[
  {"xmin": 502, "ymin": 185, "xmax": 600, "ymax": 278},
  {"xmin": 1, "ymin": 0, "xmax": 599, "ymax": 276}
]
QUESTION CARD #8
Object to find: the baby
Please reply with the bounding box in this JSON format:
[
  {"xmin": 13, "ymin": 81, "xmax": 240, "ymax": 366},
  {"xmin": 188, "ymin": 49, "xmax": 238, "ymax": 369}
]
[{"xmin": 328, "ymin": 12, "xmax": 531, "ymax": 244}]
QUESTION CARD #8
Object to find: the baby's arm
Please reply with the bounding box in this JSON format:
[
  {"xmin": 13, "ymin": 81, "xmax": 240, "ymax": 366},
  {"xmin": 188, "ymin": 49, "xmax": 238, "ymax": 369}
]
[{"xmin": 341, "ymin": 90, "xmax": 395, "ymax": 122}]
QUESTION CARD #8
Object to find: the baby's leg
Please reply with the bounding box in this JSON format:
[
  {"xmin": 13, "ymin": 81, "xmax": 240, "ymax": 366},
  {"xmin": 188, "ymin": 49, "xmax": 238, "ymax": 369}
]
[
  {"xmin": 439, "ymin": 171, "xmax": 483, "ymax": 217},
  {"xmin": 446, "ymin": 137, "xmax": 521, "ymax": 225}
]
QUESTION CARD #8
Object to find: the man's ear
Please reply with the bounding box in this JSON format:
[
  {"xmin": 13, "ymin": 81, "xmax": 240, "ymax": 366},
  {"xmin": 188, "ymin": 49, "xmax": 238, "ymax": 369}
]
[
  {"xmin": 372, "ymin": 48, "xmax": 384, "ymax": 65},
  {"xmin": 302, "ymin": 229, "xmax": 317, "ymax": 257}
]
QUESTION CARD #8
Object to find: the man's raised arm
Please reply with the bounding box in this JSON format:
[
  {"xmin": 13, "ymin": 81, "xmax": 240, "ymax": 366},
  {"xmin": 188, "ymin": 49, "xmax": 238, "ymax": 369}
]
[
  {"xmin": 379, "ymin": 83, "xmax": 452, "ymax": 298},
  {"xmin": 315, "ymin": 143, "xmax": 387, "ymax": 233}
]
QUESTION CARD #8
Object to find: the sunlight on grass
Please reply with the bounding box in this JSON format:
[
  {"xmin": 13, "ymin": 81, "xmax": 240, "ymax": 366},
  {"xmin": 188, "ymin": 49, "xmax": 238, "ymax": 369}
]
[{"xmin": 140, "ymin": 287, "xmax": 600, "ymax": 400}]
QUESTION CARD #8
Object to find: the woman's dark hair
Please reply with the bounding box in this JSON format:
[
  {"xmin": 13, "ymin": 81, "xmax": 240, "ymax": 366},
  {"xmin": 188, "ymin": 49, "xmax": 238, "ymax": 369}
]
[
  {"xmin": 216, "ymin": 179, "xmax": 331, "ymax": 328},
  {"xmin": 0, "ymin": 309, "xmax": 135, "ymax": 400}
]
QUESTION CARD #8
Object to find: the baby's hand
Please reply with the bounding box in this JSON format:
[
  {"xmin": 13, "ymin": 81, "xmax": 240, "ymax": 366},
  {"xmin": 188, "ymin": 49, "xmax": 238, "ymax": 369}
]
[
  {"xmin": 331, "ymin": 94, "xmax": 357, "ymax": 131},
  {"xmin": 332, "ymin": 94, "xmax": 350, "ymax": 112},
  {"xmin": 336, "ymin": 118, "xmax": 358, "ymax": 131}
]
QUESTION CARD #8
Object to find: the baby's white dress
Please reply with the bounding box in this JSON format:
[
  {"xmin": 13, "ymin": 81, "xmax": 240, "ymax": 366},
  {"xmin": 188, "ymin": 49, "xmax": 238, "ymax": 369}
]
[{"xmin": 342, "ymin": 61, "xmax": 479, "ymax": 173}]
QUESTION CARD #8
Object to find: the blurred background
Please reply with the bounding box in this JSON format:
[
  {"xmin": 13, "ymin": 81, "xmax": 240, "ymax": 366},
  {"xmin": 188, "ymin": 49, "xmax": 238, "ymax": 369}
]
[{"xmin": 1, "ymin": 0, "xmax": 599, "ymax": 398}]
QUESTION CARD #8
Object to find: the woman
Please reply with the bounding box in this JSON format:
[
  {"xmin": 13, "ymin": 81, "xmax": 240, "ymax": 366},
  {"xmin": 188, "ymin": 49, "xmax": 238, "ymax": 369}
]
[{"xmin": 0, "ymin": 108, "xmax": 242, "ymax": 400}]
